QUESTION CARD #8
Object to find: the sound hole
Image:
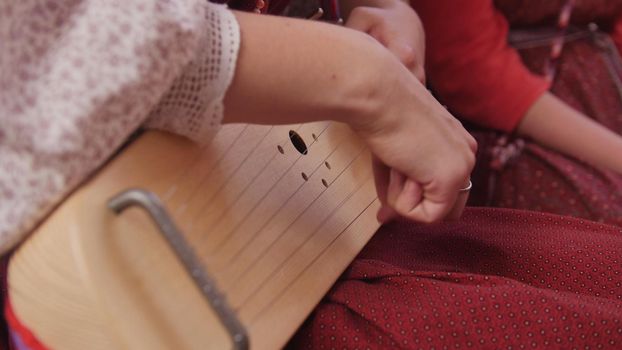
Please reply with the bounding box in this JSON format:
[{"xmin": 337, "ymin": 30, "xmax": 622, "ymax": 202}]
[
  {"xmin": 289, "ymin": 130, "xmax": 308, "ymax": 155},
  {"xmin": 302, "ymin": 172, "xmax": 309, "ymax": 181},
  {"xmin": 322, "ymin": 179, "xmax": 329, "ymax": 187}
]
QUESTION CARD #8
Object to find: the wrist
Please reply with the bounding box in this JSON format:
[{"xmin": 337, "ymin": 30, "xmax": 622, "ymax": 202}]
[{"xmin": 333, "ymin": 40, "xmax": 405, "ymax": 133}]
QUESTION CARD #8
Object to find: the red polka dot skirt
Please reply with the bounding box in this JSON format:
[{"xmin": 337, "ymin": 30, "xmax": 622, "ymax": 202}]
[{"xmin": 289, "ymin": 208, "xmax": 622, "ymax": 349}]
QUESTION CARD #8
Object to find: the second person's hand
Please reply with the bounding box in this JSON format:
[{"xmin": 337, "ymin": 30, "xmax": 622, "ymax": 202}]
[{"xmin": 342, "ymin": 0, "xmax": 427, "ymax": 83}]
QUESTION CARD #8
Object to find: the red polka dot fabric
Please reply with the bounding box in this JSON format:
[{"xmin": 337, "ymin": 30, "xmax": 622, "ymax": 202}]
[{"xmin": 289, "ymin": 208, "xmax": 622, "ymax": 349}]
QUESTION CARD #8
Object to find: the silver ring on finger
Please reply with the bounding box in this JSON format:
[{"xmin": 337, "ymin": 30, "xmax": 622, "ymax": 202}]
[{"xmin": 459, "ymin": 180, "xmax": 472, "ymax": 193}]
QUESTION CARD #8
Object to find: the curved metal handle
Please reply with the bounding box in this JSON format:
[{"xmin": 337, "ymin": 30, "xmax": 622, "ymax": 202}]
[{"xmin": 108, "ymin": 189, "xmax": 248, "ymax": 350}]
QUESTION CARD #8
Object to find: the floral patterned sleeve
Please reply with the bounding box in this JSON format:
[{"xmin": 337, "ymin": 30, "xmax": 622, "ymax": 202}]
[{"xmin": 0, "ymin": 0, "xmax": 240, "ymax": 253}]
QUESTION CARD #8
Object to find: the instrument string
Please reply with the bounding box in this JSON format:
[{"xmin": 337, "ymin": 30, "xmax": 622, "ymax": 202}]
[
  {"xmin": 208, "ymin": 128, "xmax": 351, "ymax": 262},
  {"xmin": 219, "ymin": 147, "xmax": 365, "ymax": 285},
  {"xmin": 249, "ymin": 197, "xmax": 378, "ymax": 325},
  {"xmin": 185, "ymin": 125, "xmax": 276, "ymax": 227},
  {"xmin": 133, "ymin": 121, "xmax": 375, "ymax": 333},
  {"xmin": 232, "ymin": 171, "xmax": 374, "ymax": 310},
  {"xmin": 185, "ymin": 124, "xmax": 306, "ymax": 229},
  {"xmin": 169, "ymin": 124, "xmax": 251, "ymax": 214},
  {"xmin": 139, "ymin": 123, "xmax": 328, "ymax": 273},
  {"xmin": 159, "ymin": 125, "xmax": 247, "ymax": 202},
  {"xmin": 191, "ymin": 123, "xmax": 331, "ymax": 252}
]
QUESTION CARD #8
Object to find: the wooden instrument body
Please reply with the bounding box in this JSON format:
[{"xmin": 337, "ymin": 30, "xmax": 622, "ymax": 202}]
[{"xmin": 8, "ymin": 122, "xmax": 380, "ymax": 349}]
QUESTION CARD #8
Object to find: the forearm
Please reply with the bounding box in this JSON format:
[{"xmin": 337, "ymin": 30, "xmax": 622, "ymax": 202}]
[
  {"xmin": 517, "ymin": 92, "xmax": 622, "ymax": 174},
  {"xmin": 223, "ymin": 10, "xmax": 398, "ymax": 128},
  {"xmin": 222, "ymin": 10, "xmax": 476, "ymax": 224}
]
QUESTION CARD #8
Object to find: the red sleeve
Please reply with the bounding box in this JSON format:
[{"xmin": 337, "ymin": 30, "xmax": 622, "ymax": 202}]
[{"xmin": 410, "ymin": 0, "xmax": 550, "ymax": 132}]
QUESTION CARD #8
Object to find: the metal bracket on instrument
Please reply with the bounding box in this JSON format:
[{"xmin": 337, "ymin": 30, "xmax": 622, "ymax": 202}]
[{"xmin": 108, "ymin": 189, "xmax": 249, "ymax": 350}]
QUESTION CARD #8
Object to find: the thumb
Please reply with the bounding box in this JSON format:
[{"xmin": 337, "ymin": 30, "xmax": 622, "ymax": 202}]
[{"xmin": 344, "ymin": 7, "xmax": 376, "ymax": 33}]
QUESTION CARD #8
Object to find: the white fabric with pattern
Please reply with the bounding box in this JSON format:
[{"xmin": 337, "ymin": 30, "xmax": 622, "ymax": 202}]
[{"xmin": 0, "ymin": 0, "xmax": 240, "ymax": 253}]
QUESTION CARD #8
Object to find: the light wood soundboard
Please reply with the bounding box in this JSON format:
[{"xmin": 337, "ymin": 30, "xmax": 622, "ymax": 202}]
[{"xmin": 8, "ymin": 122, "xmax": 380, "ymax": 349}]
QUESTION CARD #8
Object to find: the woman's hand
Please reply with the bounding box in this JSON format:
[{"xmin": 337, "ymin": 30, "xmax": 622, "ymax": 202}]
[
  {"xmin": 338, "ymin": 1, "xmax": 474, "ymax": 221},
  {"xmin": 225, "ymin": 11, "xmax": 475, "ymax": 223},
  {"xmin": 350, "ymin": 65, "xmax": 476, "ymax": 223},
  {"xmin": 341, "ymin": 0, "xmax": 426, "ymax": 82}
]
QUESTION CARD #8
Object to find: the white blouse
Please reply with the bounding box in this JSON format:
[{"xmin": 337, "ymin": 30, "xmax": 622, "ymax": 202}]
[{"xmin": 0, "ymin": 0, "xmax": 240, "ymax": 253}]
